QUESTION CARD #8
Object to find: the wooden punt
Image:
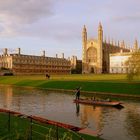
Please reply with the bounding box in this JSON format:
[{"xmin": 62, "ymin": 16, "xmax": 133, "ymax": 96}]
[
  {"xmin": 74, "ymin": 99, "xmax": 124, "ymax": 108},
  {"xmin": 31, "ymin": 115, "xmax": 82, "ymax": 131},
  {"xmin": 30, "ymin": 116, "xmax": 101, "ymax": 136}
]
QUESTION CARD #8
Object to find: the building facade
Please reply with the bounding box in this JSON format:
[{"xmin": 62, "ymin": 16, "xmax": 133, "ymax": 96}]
[
  {"xmin": 82, "ymin": 23, "xmax": 131, "ymax": 74},
  {"xmin": 110, "ymin": 52, "xmax": 131, "ymax": 73},
  {"xmin": 0, "ymin": 48, "xmax": 71, "ymax": 75},
  {"xmin": 110, "ymin": 40, "xmax": 139, "ymax": 73},
  {"xmin": 70, "ymin": 56, "xmax": 82, "ymax": 74}
]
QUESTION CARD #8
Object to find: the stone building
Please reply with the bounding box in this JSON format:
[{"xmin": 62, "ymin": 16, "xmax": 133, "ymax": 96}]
[
  {"xmin": 110, "ymin": 40, "xmax": 139, "ymax": 73},
  {"xmin": 70, "ymin": 56, "xmax": 82, "ymax": 74},
  {"xmin": 82, "ymin": 23, "xmax": 130, "ymax": 74},
  {"xmin": 0, "ymin": 48, "xmax": 71, "ymax": 75},
  {"xmin": 110, "ymin": 52, "xmax": 131, "ymax": 73}
]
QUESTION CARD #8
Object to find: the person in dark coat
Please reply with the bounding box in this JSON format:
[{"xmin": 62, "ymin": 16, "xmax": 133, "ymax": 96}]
[
  {"xmin": 46, "ymin": 73, "xmax": 50, "ymax": 79},
  {"xmin": 75, "ymin": 87, "xmax": 81, "ymax": 100}
]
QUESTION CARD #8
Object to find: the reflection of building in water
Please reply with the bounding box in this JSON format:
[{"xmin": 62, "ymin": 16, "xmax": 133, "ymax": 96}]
[
  {"xmin": 3, "ymin": 86, "xmax": 13, "ymax": 109},
  {"xmin": 125, "ymin": 105, "xmax": 140, "ymax": 140},
  {"xmin": 80, "ymin": 105, "xmax": 103, "ymax": 130},
  {"xmin": 16, "ymin": 97, "xmax": 21, "ymax": 111},
  {"xmin": 2, "ymin": 87, "xmax": 22, "ymax": 111},
  {"xmin": 41, "ymin": 95, "xmax": 47, "ymax": 112}
]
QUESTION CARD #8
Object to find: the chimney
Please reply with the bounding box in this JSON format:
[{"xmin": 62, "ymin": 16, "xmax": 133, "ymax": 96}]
[
  {"xmin": 17, "ymin": 48, "xmax": 21, "ymax": 55},
  {"xmin": 4, "ymin": 48, "xmax": 8, "ymax": 56},
  {"xmin": 121, "ymin": 40, "xmax": 125, "ymax": 48},
  {"xmin": 42, "ymin": 50, "xmax": 45, "ymax": 57},
  {"xmin": 56, "ymin": 54, "xmax": 58, "ymax": 58},
  {"xmin": 62, "ymin": 53, "xmax": 64, "ymax": 59},
  {"xmin": 118, "ymin": 41, "xmax": 120, "ymax": 47},
  {"xmin": 68, "ymin": 57, "xmax": 70, "ymax": 61}
]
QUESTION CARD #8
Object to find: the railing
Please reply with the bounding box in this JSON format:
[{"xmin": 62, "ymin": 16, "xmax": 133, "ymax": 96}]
[{"xmin": 0, "ymin": 109, "xmax": 84, "ymax": 140}]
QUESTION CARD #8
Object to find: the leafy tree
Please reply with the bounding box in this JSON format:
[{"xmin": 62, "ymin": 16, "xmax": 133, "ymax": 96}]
[{"xmin": 126, "ymin": 50, "xmax": 140, "ymax": 81}]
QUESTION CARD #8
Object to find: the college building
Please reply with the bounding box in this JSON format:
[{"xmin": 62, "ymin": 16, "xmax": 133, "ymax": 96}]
[
  {"xmin": 70, "ymin": 56, "xmax": 82, "ymax": 74},
  {"xmin": 82, "ymin": 23, "xmax": 139, "ymax": 74},
  {"xmin": 0, "ymin": 48, "xmax": 71, "ymax": 75},
  {"xmin": 110, "ymin": 40, "xmax": 139, "ymax": 73},
  {"xmin": 0, "ymin": 23, "xmax": 139, "ymax": 75},
  {"xmin": 109, "ymin": 52, "xmax": 132, "ymax": 73}
]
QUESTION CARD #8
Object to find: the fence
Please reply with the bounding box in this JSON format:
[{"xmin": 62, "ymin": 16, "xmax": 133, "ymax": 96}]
[{"xmin": 0, "ymin": 109, "xmax": 84, "ymax": 140}]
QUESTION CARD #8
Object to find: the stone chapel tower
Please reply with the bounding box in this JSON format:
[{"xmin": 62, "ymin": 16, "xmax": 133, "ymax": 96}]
[
  {"xmin": 82, "ymin": 23, "xmax": 103, "ymax": 74},
  {"xmin": 97, "ymin": 22, "xmax": 103, "ymax": 73},
  {"xmin": 133, "ymin": 39, "xmax": 139, "ymax": 52},
  {"xmin": 82, "ymin": 25, "xmax": 87, "ymax": 73},
  {"xmin": 82, "ymin": 22, "xmax": 131, "ymax": 74}
]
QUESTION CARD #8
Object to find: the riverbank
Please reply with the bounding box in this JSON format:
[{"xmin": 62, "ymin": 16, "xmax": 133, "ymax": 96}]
[
  {"xmin": 0, "ymin": 110, "xmax": 101, "ymax": 140},
  {"xmin": 0, "ymin": 74, "xmax": 140, "ymax": 97}
]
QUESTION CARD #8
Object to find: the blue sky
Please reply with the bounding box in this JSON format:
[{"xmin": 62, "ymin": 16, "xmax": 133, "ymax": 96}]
[{"xmin": 0, "ymin": 0, "xmax": 139, "ymax": 59}]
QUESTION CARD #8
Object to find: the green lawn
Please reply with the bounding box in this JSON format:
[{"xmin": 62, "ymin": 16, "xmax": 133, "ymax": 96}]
[{"xmin": 0, "ymin": 74, "xmax": 140, "ymax": 96}]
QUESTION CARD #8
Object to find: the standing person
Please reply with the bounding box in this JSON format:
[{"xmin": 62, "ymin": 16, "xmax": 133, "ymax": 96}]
[
  {"xmin": 46, "ymin": 73, "xmax": 50, "ymax": 79},
  {"xmin": 75, "ymin": 87, "xmax": 81, "ymax": 100}
]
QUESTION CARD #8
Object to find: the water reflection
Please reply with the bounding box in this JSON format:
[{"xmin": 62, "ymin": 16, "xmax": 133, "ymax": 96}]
[
  {"xmin": 125, "ymin": 105, "xmax": 140, "ymax": 140},
  {"xmin": 80, "ymin": 105, "xmax": 104, "ymax": 131},
  {"xmin": 0, "ymin": 86, "xmax": 13, "ymax": 108},
  {"xmin": 76, "ymin": 103, "xmax": 80, "ymax": 116},
  {"xmin": 0, "ymin": 85, "xmax": 140, "ymax": 140}
]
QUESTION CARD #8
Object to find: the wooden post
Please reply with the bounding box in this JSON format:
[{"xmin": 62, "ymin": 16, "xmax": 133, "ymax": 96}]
[
  {"xmin": 30, "ymin": 117, "xmax": 32, "ymax": 140},
  {"xmin": 8, "ymin": 112, "xmax": 10, "ymax": 139},
  {"xmin": 56, "ymin": 125, "xmax": 58, "ymax": 140}
]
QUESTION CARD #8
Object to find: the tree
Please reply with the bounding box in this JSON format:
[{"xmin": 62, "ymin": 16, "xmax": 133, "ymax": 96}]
[{"xmin": 125, "ymin": 50, "xmax": 140, "ymax": 81}]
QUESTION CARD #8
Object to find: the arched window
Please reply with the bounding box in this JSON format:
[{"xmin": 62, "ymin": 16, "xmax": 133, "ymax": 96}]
[{"xmin": 87, "ymin": 47, "xmax": 97, "ymax": 63}]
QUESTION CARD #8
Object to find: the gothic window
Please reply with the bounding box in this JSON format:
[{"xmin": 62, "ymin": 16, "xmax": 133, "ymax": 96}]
[{"xmin": 87, "ymin": 47, "xmax": 97, "ymax": 63}]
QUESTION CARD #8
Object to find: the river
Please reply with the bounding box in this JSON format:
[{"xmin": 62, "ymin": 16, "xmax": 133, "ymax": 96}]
[{"xmin": 0, "ymin": 85, "xmax": 140, "ymax": 140}]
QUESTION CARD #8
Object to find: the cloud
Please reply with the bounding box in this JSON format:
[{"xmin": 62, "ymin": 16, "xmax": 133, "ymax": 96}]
[
  {"xmin": 0, "ymin": 0, "xmax": 81, "ymax": 41},
  {"xmin": 113, "ymin": 15, "xmax": 140, "ymax": 22},
  {"xmin": 0, "ymin": 0, "xmax": 54, "ymax": 36},
  {"xmin": 0, "ymin": 0, "xmax": 53, "ymax": 23},
  {"xmin": 17, "ymin": 19, "xmax": 81, "ymax": 42},
  {"xmin": 0, "ymin": 0, "xmax": 139, "ymax": 43}
]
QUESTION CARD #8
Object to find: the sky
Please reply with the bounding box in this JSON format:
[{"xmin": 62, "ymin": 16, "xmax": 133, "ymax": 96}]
[{"xmin": 0, "ymin": 0, "xmax": 140, "ymax": 59}]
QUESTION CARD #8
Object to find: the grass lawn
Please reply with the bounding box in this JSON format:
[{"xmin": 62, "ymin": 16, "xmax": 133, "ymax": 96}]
[{"xmin": 0, "ymin": 74, "xmax": 139, "ymax": 95}]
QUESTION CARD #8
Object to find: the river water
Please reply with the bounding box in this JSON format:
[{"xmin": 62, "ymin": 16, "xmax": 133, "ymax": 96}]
[{"xmin": 0, "ymin": 85, "xmax": 140, "ymax": 140}]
